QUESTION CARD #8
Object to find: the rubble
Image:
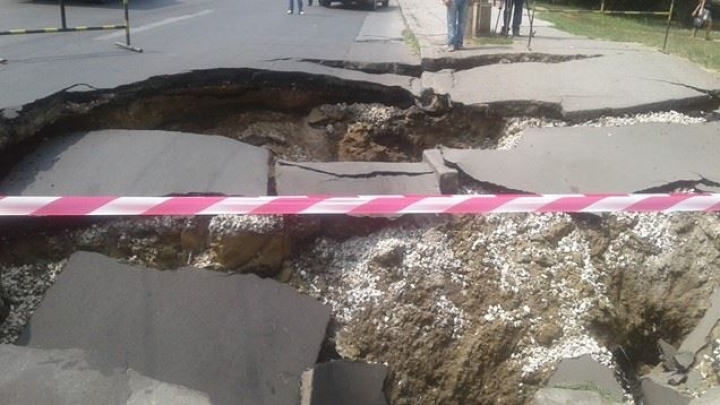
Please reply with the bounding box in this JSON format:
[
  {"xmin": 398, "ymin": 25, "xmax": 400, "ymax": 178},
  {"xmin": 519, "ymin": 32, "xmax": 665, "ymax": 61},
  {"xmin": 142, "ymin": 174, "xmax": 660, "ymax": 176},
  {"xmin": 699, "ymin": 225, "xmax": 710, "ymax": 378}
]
[{"xmin": 301, "ymin": 361, "xmax": 389, "ymax": 405}]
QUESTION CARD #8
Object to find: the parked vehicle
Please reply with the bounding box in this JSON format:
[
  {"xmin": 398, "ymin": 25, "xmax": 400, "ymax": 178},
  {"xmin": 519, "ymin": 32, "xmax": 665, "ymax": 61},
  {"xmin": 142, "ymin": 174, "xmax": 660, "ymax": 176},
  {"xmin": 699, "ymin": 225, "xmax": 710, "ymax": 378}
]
[{"xmin": 319, "ymin": 0, "xmax": 389, "ymax": 10}]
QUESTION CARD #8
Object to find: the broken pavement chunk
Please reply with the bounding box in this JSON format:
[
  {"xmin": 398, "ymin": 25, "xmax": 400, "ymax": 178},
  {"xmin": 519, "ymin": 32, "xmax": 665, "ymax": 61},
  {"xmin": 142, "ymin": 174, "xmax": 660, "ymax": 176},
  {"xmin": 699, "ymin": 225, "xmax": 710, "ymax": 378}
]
[
  {"xmin": 547, "ymin": 354, "xmax": 624, "ymax": 403},
  {"xmin": 275, "ymin": 161, "xmax": 440, "ymax": 195},
  {"xmin": 440, "ymin": 123, "xmax": 720, "ymax": 194},
  {"xmin": 674, "ymin": 351, "xmax": 695, "ymax": 372},
  {"xmin": 422, "ymin": 149, "xmax": 458, "ymax": 194},
  {"xmin": 530, "ymin": 387, "xmax": 614, "ymax": 405},
  {"xmin": 678, "ymin": 289, "xmax": 720, "ymax": 362},
  {"xmin": 0, "ymin": 344, "xmax": 212, "ymax": 405},
  {"xmin": 659, "ymin": 338, "xmax": 679, "ymax": 371},
  {"xmin": 0, "ymin": 130, "xmax": 270, "ymax": 196},
  {"xmin": 17, "ymin": 251, "xmax": 331, "ymax": 405},
  {"xmin": 690, "ymin": 386, "xmax": 720, "ymax": 405},
  {"xmin": 301, "ymin": 361, "xmax": 389, "ymax": 405},
  {"xmin": 640, "ymin": 377, "xmax": 692, "ymax": 405}
]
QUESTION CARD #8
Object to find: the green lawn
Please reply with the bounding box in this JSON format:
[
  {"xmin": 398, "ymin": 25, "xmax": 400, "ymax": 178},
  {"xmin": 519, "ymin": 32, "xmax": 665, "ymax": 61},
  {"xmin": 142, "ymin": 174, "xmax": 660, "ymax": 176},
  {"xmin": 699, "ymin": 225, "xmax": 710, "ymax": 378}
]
[{"xmin": 534, "ymin": 3, "xmax": 720, "ymax": 72}]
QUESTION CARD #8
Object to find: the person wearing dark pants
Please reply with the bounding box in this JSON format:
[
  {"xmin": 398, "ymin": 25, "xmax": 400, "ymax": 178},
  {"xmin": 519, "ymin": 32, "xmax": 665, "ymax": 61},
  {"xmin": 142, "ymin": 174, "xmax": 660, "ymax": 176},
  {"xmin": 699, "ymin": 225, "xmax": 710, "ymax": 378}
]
[
  {"xmin": 502, "ymin": 0, "xmax": 525, "ymax": 36},
  {"xmin": 444, "ymin": 0, "xmax": 469, "ymax": 52}
]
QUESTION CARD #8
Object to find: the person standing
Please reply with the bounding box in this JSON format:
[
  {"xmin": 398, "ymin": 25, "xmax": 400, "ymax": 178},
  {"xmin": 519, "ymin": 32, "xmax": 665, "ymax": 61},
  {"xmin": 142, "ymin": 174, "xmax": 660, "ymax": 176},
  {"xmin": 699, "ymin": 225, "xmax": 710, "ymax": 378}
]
[
  {"xmin": 502, "ymin": 0, "xmax": 525, "ymax": 36},
  {"xmin": 288, "ymin": 0, "xmax": 304, "ymax": 15},
  {"xmin": 692, "ymin": 0, "xmax": 713, "ymax": 40},
  {"xmin": 444, "ymin": 0, "xmax": 469, "ymax": 52}
]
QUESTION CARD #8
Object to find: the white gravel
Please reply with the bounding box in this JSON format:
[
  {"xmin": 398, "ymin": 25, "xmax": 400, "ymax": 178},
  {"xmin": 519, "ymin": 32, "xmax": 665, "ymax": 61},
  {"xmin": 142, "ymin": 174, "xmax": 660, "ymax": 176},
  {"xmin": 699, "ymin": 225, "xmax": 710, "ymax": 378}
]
[
  {"xmin": 496, "ymin": 111, "xmax": 707, "ymax": 150},
  {"xmin": 0, "ymin": 261, "xmax": 65, "ymax": 344},
  {"xmin": 295, "ymin": 219, "xmax": 467, "ymax": 337}
]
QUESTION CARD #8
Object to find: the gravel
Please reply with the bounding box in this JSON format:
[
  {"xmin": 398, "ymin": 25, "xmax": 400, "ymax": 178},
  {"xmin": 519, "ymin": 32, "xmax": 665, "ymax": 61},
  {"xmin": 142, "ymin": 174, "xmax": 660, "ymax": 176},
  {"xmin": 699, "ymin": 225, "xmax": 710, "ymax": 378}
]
[
  {"xmin": 496, "ymin": 111, "xmax": 707, "ymax": 150},
  {"xmin": 0, "ymin": 261, "xmax": 65, "ymax": 344},
  {"xmin": 295, "ymin": 217, "xmax": 467, "ymax": 336}
]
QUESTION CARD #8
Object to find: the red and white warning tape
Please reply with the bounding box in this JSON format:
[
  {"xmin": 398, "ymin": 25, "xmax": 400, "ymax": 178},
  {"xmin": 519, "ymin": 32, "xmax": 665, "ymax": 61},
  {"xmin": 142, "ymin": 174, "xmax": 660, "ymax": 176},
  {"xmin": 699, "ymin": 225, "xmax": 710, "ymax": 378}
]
[{"xmin": 1, "ymin": 194, "xmax": 720, "ymax": 216}]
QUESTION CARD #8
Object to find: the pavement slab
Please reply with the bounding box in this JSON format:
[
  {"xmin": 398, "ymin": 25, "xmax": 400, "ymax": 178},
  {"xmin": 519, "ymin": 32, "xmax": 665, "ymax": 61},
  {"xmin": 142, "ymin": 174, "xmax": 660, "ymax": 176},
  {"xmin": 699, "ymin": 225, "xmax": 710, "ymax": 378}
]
[
  {"xmin": 641, "ymin": 376, "xmax": 692, "ymax": 405},
  {"xmin": 530, "ymin": 387, "xmax": 616, "ymax": 405},
  {"xmin": 301, "ymin": 361, "xmax": 389, "ymax": 405},
  {"xmin": 17, "ymin": 251, "xmax": 332, "ymax": 405},
  {"xmin": 441, "ymin": 122, "xmax": 720, "ymax": 194},
  {"xmin": 547, "ymin": 354, "xmax": 624, "ymax": 403},
  {"xmin": 449, "ymin": 51, "xmax": 718, "ymax": 118},
  {"xmin": 0, "ymin": 344, "xmax": 212, "ymax": 405},
  {"xmin": 401, "ymin": 1, "xmax": 720, "ymax": 118},
  {"xmin": 0, "ymin": 129, "xmax": 269, "ymax": 196},
  {"xmin": 275, "ymin": 160, "xmax": 441, "ymax": 195},
  {"xmin": 677, "ymin": 289, "xmax": 720, "ymax": 367}
]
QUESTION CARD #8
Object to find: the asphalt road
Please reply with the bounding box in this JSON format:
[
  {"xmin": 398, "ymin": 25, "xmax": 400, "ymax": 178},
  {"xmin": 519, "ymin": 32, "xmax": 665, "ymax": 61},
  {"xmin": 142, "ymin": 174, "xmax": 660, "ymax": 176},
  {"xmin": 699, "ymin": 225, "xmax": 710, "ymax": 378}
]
[{"xmin": 0, "ymin": 0, "xmax": 416, "ymax": 108}]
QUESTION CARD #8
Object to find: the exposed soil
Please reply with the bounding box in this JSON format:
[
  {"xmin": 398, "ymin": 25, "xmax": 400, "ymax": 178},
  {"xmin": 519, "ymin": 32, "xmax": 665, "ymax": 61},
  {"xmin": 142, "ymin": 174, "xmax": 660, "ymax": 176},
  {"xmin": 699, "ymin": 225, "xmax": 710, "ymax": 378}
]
[
  {"xmin": 2, "ymin": 71, "xmax": 720, "ymax": 404},
  {"xmin": 2, "ymin": 212, "xmax": 720, "ymax": 404}
]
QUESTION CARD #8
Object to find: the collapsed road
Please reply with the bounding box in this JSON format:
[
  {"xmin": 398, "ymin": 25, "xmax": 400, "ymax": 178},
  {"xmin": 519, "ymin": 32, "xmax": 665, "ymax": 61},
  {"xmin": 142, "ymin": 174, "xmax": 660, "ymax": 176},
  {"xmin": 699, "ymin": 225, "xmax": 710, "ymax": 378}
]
[{"xmin": 3, "ymin": 1, "xmax": 720, "ymax": 404}]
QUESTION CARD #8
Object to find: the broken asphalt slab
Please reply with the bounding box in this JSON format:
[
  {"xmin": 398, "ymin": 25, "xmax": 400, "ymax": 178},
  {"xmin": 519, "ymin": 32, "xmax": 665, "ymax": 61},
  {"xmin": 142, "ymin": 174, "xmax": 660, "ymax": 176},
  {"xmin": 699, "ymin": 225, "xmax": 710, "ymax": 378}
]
[
  {"xmin": 640, "ymin": 376, "xmax": 692, "ymax": 405},
  {"xmin": 547, "ymin": 354, "xmax": 624, "ymax": 403},
  {"xmin": 17, "ymin": 251, "xmax": 331, "ymax": 405},
  {"xmin": 0, "ymin": 129, "xmax": 269, "ymax": 196},
  {"xmin": 275, "ymin": 161, "xmax": 441, "ymax": 195},
  {"xmin": 441, "ymin": 122, "xmax": 720, "ymax": 194},
  {"xmin": 530, "ymin": 387, "xmax": 619, "ymax": 405},
  {"xmin": 677, "ymin": 289, "xmax": 720, "ymax": 363},
  {"xmin": 301, "ymin": 361, "xmax": 389, "ymax": 405},
  {"xmin": 399, "ymin": 0, "xmax": 720, "ymax": 118},
  {"xmin": 690, "ymin": 386, "xmax": 720, "ymax": 405},
  {"xmin": 447, "ymin": 51, "xmax": 720, "ymax": 119},
  {"xmin": 0, "ymin": 345, "xmax": 211, "ymax": 405}
]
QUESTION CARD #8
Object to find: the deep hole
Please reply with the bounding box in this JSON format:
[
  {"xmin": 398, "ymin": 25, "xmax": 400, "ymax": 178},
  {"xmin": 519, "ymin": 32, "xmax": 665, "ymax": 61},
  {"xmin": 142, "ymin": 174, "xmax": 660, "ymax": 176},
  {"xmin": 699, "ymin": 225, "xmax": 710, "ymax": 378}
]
[
  {"xmin": 588, "ymin": 306, "xmax": 688, "ymax": 404},
  {"xmin": 21, "ymin": 92, "xmax": 508, "ymax": 164},
  {"xmin": 2, "ymin": 68, "xmax": 719, "ymax": 405}
]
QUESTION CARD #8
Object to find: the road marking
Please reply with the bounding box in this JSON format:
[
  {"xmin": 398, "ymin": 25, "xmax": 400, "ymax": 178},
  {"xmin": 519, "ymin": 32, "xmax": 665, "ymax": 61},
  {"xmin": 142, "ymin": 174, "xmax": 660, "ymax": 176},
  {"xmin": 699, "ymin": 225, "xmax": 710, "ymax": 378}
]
[{"xmin": 95, "ymin": 9, "xmax": 214, "ymax": 40}]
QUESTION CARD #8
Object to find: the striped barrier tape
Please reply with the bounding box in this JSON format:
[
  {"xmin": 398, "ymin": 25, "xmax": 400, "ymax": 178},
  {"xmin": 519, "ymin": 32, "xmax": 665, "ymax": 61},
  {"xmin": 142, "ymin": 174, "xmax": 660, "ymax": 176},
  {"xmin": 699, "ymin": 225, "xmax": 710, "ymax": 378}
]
[
  {"xmin": 1, "ymin": 194, "xmax": 720, "ymax": 216},
  {"xmin": 0, "ymin": 25, "xmax": 125, "ymax": 36}
]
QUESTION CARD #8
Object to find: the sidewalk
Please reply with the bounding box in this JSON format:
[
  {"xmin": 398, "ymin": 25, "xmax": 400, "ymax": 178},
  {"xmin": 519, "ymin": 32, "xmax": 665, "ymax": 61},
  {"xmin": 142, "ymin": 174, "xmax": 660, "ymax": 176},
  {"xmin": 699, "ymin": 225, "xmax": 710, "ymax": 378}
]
[
  {"xmin": 398, "ymin": 0, "xmax": 605, "ymax": 60},
  {"xmin": 395, "ymin": 0, "xmax": 720, "ymax": 119}
]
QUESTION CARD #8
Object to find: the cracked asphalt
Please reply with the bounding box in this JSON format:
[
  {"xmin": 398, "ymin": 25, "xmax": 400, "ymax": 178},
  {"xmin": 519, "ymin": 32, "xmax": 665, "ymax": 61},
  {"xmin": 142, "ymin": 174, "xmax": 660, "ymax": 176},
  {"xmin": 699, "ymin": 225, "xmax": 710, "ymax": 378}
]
[{"xmin": 2, "ymin": 0, "xmax": 720, "ymax": 194}]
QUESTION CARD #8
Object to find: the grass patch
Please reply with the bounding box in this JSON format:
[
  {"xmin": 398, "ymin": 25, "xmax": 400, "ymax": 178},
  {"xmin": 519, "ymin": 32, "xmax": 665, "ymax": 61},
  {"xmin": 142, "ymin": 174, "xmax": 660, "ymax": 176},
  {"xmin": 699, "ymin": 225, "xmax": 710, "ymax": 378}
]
[
  {"xmin": 535, "ymin": 2, "xmax": 720, "ymax": 72},
  {"xmin": 402, "ymin": 29, "xmax": 420, "ymax": 56},
  {"xmin": 468, "ymin": 34, "xmax": 514, "ymax": 46}
]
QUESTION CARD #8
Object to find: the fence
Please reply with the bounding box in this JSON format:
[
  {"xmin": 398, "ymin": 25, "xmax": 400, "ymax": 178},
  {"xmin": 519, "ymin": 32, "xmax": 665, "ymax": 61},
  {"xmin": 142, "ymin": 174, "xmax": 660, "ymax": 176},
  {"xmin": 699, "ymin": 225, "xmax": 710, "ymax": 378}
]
[
  {"xmin": 0, "ymin": 0, "xmax": 142, "ymax": 61},
  {"xmin": 527, "ymin": 0, "xmax": 676, "ymax": 51}
]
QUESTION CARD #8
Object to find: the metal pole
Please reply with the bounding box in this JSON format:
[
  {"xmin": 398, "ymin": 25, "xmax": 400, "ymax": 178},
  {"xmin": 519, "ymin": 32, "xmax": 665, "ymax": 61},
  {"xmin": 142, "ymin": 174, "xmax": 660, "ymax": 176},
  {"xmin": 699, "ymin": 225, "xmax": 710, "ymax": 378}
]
[
  {"xmin": 124, "ymin": 0, "xmax": 130, "ymax": 46},
  {"xmin": 115, "ymin": 0, "xmax": 143, "ymax": 52},
  {"xmin": 60, "ymin": 0, "xmax": 67, "ymax": 30},
  {"xmin": 662, "ymin": 0, "xmax": 674, "ymax": 51},
  {"xmin": 527, "ymin": 0, "xmax": 535, "ymax": 50}
]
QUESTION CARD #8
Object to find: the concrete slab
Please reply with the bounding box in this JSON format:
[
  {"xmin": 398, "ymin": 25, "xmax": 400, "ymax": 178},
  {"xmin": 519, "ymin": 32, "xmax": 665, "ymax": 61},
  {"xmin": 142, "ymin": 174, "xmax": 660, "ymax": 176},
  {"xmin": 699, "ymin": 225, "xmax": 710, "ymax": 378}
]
[
  {"xmin": 450, "ymin": 52, "xmax": 718, "ymax": 119},
  {"xmin": 275, "ymin": 161, "xmax": 441, "ymax": 195},
  {"xmin": 641, "ymin": 377, "xmax": 692, "ymax": 405},
  {"xmin": 679, "ymin": 289, "xmax": 720, "ymax": 358},
  {"xmin": 17, "ymin": 251, "xmax": 331, "ymax": 405},
  {"xmin": 301, "ymin": 361, "xmax": 389, "ymax": 405},
  {"xmin": 441, "ymin": 122, "xmax": 720, "ymax": 194},
  {"xmin": 422, "ymin": 149, "xmax": 458, "ymax": 193},
  {"xmin": 0, "ymin": 130, "xmax": 269, "ymax": 197},
  {"xmin": 0, "ymin": 344, "xmax": 211, "ymax": 405},
  {"xmin": 547, "ymin": 354, "xmax": 623, "ymax": 403},
  {"xmin": 690, "ymin": 386, "xmax": 720, "ymax": 405},
  {"xmin": 530, "ymin": 387, "xmax": 612, "ymax": 405},
  {"xmin": 399, "ymin": 0, "xmax": 720, "ymax": 118}
]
